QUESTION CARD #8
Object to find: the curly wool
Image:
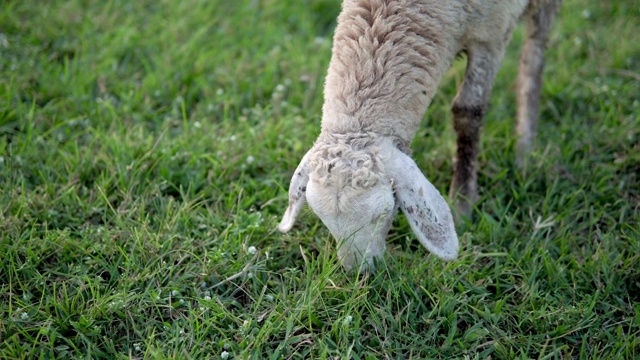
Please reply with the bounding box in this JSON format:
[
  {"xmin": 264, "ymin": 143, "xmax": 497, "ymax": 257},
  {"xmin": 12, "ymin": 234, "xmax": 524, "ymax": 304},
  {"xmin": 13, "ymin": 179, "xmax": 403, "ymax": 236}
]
[{"xmin": 309, "ymin": 133, "xmax": 389, "ymax": 192}]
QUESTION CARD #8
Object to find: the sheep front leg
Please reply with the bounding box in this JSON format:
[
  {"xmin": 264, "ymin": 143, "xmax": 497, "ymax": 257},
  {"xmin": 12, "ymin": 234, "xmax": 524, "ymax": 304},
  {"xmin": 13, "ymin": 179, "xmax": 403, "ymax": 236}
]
[
  {"xmin": 516, "ymin": 0, "xmax": 561, "ymax": 167},
  {"xmin": 450, "ymin": 47, "xmax": 505, "ymax": 218}
]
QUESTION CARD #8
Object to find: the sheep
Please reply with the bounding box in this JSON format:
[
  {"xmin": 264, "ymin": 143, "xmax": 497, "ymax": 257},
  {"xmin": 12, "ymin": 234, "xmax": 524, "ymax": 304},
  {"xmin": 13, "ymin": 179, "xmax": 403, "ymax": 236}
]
[{"xmin": 278, "ymin": 0, "xmax": 561, "ymax": 271}]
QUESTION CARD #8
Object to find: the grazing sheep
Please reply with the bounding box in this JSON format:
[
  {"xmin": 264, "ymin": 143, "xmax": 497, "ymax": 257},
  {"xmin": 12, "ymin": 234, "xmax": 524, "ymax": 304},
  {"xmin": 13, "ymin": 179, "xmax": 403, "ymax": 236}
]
[{"xmin": 279, "ymin": 0, "xmax": 561, "ymax": 271}]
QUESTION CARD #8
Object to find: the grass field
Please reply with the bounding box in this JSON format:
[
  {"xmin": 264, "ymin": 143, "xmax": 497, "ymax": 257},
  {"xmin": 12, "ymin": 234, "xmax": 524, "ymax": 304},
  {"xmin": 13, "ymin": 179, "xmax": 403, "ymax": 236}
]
[{"xmin": 1, "ymin": 0, "xmax": 639, "ymax": 358}]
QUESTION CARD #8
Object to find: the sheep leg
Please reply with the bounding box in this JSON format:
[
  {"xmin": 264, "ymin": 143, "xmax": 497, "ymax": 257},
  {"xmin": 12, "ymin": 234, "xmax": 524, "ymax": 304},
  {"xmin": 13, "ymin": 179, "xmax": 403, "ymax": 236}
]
[
  {"xmin": 450, "ymin": 46, "xmax": 505, "ymax": 218},
  {"xmin": 516, "ymin": 0, "xmax": 561, "ymax": 167}
]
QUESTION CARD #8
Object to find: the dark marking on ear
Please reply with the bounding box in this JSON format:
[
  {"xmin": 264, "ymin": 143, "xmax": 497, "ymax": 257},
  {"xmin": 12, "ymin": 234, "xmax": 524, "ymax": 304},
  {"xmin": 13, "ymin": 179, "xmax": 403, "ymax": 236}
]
[
  {"xmin": 425, "ymin": 207, "xmax": 433, "ymax": 218},
  {"xmin": 419, "ymin": 222, "xmax": 445, "ymax": 246},
  {"xmin": 421, "ymin": 90, "xmax": 427, "ymax": 95},
  {"xmin": 407, "ymin": 206, "xmax": 414, "ymax": 214}
]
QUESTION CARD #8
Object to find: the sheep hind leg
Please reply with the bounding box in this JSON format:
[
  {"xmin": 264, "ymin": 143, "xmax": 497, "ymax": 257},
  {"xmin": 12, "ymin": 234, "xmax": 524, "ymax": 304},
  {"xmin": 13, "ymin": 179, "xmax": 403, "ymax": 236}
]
[
  {"xmin": 449, "ymin": 47, "xmax": 505, "ymax": 219},
  {"xmin": 516, "ymin": 0, "xmax": 561, "ymax": 167}
]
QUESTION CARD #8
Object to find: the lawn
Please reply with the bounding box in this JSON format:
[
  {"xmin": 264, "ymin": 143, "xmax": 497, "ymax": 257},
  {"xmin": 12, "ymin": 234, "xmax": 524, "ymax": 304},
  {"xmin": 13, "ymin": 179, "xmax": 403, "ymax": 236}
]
[{"xmin": 1, "ymin": 0, "xmax": 638, "ymax": 358}]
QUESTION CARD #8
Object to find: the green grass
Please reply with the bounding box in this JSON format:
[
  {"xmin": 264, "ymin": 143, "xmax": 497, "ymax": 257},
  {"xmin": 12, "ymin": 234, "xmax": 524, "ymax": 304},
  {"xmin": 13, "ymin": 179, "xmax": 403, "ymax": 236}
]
[{"xmin": 1, "ymin": 0, "xmax": 638, "ymax": 358}]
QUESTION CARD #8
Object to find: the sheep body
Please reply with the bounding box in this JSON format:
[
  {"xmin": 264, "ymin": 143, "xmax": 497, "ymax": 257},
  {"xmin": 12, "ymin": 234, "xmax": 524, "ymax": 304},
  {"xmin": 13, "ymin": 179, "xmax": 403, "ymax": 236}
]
[{"xmin": 280, "ymin": 0, "xmax": 561, "ymax": 271}]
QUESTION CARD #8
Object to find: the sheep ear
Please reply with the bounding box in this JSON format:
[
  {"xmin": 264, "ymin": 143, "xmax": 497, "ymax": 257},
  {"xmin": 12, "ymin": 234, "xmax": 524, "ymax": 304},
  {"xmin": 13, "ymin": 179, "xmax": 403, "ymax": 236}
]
[
  {"xmin": 278, "ymin": 149, "xmax": 312, "ymax": 233},
  {"xmin": 389, "ymin": 149, "xmax": 459, "ymax": 260}
]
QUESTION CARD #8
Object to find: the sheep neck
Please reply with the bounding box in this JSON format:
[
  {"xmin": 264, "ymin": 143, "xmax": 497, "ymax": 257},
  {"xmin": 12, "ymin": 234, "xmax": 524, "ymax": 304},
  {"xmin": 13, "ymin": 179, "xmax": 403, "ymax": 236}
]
[{"xmin": 320, "ymin": 0, "xmax": 462, "ymax": 147}]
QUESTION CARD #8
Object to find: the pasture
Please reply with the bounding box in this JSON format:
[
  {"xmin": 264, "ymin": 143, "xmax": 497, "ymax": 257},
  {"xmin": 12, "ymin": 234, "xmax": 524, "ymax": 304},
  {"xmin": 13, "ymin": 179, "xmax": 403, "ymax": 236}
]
[{"xmin": 1, "ymin": 0, "xmax": 638, "ymax": 358}]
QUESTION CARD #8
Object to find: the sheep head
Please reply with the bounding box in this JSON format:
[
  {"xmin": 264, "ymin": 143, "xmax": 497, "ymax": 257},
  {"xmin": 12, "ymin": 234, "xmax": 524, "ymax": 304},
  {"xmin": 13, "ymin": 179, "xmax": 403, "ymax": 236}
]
[{"xmin": 278, "ymin": 134, "xmax": 458, "ymax": 271}]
